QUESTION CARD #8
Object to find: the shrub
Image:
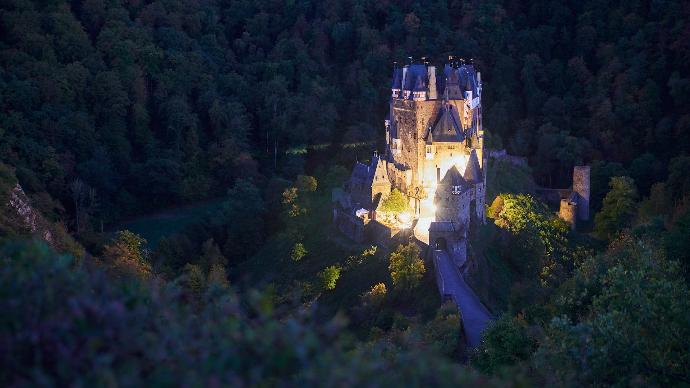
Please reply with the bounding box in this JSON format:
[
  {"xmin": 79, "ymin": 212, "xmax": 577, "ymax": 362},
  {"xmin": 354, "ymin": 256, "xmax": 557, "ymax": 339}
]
[
  {"xmin": 380, "ymin": 189, "xmax": 411, "ymax": 214},
  {"xmin": 291, "ymin": 242, "xmax": 308, "ymax": 261},
  {"xmin": 389, "ymin": 243, "xmax": 425, "ymax": 291},
  {"xmin": 319, "ymin": 265, "xmax": 342, "ymax": 290},
  {"xmin": 0, "ymin": 240, "xmax": 502, "ymax": 386},
  {"xmin": 362, "ymin": 282, "xmax": 387, "ymax": 307}
]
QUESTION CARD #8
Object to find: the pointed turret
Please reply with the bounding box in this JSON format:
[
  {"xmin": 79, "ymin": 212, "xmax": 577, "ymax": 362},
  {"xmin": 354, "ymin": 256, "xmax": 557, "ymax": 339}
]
[
  {"xmin": 439, "ymin": 165, "xmax": 471, "ymax": 194},
  {"xmin": 463, "ymin": 149, "xmax": 482, "ymax": 183},
  {"xmin": 391, "ymin": 67, "xmax": 402, "ymax": 98}
]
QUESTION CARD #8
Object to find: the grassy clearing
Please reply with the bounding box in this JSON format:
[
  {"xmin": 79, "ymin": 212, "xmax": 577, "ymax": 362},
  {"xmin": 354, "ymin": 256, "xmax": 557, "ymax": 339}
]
[{"xmin": 114, "ymin": 198, "xmax": 225, "ymax": 248}]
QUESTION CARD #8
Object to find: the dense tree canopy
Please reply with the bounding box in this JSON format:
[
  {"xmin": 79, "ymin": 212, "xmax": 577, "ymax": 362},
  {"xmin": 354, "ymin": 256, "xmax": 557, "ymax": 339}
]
[
  {"xmin": 3, "ymin": 0, "xmax": 690, "ymax": 234},
  {"xmin": 3, "ymin": 0, "xmax": 690, "ymax": 385}
]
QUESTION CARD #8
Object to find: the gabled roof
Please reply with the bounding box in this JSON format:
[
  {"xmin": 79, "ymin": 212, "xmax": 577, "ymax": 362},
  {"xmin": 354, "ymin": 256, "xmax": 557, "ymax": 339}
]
[
  {"xmin": 371, "ymin": 155, "xmax": 389, "ymax": 183},
  {"xmin": 349, "ymin": 156, "xmax": 388, "ymax": 187},
  {"xmin": 439, "ymin": 165, "xmax": 471, "ymax": 193},
  {"xmin": 463, "ymin": 149, "xmax": 482, "ymax": 183},
  {"xmin": 426, "ymin": 104, "xmax": 465, "ymax": 142}
]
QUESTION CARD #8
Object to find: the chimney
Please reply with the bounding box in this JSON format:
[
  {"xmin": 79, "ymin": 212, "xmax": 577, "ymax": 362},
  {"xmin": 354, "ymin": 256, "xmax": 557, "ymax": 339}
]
[
  {"xmin": 402, "ymin": 65, "xmax": 408, "ymax": 92},
  {"xmin": 428, "ymin": 66, "xmax": 437, "ymax": 100}
]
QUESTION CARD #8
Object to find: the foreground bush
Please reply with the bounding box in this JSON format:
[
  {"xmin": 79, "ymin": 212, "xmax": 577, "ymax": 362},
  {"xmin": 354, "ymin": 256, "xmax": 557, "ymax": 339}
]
[{"xmin": 0, "ymin": 241, "xmax": 507, "ymax": 387}]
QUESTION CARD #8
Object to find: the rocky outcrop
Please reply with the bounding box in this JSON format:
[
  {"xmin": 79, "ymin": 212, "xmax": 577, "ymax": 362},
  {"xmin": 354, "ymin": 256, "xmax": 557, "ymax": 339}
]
[{"xmin": 7, "ymin": 184, "xmax": 54, "ymax": 244}]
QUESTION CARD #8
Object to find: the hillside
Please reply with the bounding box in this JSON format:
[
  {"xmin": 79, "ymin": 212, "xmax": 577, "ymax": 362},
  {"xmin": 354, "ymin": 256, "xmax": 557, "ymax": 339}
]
[{"xmin": 1, "ymin": 0, "xmax": 690, "ymax": 386}]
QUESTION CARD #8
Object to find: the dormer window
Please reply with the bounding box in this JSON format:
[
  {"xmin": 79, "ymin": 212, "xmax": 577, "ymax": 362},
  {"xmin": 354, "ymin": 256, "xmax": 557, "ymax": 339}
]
[
  {"xmin": 413, "ymin": 90, "xmax": 427, "ymax": 101},
  {"xmin": 451, "ymin": 185, "xmax": 462, "ymax": 195}
]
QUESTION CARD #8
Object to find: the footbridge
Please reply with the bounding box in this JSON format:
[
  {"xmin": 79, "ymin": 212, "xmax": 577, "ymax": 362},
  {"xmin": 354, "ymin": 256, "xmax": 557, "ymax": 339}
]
[{"xmin": 431, "ymin": 248, "xmax": 492, "ymax": 347}]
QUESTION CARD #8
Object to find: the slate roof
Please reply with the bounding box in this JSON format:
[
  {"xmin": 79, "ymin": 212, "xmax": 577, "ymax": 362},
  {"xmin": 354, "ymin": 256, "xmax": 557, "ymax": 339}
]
[
  {"xmin": 457, "ymin": 65, "xmax": 478, "ymax": 95},
  {"xmin": 441, "ymin": 64, "xmax": 479, "ymax": 97},
  {"xmin": 429, "ymin": 221, "xmax": 457, "ymax": 232},
  {"xmin": 463, "ymin": 149, "xmax": 482, "ymax": 183},
  {"xmin": 349, "ymin": 156, "xmax": 388, "ymax": 187},
  {"xmin": 351, "ymin": 162, "xmax": 370, "ymax": 184},
  {"xmin": 403, "ymin": 64, "xmax": 428, "ymax": 92},
  {"xmin": 391, "ymin": 67, "xmax": 402, "ymax": 89},
  {"xmin": 413, "ymin": 75, "xmax": 426, "ymax": 91},
  {"xmin": 426, "ymin": 104, "xmax": 465, "ymax": 142},
  {"xmin": 439, "ymin": 165, "xmax": 471, "ymax": 193}
]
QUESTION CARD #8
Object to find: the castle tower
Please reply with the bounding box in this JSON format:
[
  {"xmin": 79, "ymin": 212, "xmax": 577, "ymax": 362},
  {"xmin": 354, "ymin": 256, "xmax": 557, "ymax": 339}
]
[{"xmin": 573, "ymin": 165, "xmax": 590, "ymax": 221}]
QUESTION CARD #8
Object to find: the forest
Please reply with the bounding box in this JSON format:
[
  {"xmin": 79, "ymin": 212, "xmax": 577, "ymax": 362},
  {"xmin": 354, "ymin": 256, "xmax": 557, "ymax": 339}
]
[{"xmin": 1, "ymin": 0, "xmax": 690, "ymax": 386}]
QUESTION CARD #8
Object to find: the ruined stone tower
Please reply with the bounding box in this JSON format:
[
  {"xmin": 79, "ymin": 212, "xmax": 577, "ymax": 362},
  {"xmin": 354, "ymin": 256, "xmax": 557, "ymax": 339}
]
[
  {"xmin": 558, "ymin": 165, "xmax": 591, "ymax": 229},
  {"xmin": 573, "ymin": 165, "xmax": 590, "ymax": 221}
]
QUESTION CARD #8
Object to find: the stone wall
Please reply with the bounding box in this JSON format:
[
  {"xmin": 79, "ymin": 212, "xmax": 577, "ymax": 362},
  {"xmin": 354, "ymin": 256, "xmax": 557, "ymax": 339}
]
[
  {"xmin": 559, "ymin": 194, "xmax": 577, "ymax": 230},
  {"xmin": 366, "ymin": 220, "xmax": 403, "ymax": 247},
  {"xmin": 334, "ymin": 208, "xmax": 366, "ymax": 243}
]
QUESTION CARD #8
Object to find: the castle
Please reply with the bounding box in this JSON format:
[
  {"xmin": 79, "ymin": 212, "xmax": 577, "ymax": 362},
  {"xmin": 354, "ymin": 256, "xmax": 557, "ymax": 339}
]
[{"xmin": 334, "ymin": 58, "xmax": 486, "ymax": 265}]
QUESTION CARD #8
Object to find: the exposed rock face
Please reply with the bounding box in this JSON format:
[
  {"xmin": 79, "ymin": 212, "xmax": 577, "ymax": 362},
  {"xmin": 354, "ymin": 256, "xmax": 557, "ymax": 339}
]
[{"xmin": 7, "ymin": 184, "xmax": 53, "ymax": 244}]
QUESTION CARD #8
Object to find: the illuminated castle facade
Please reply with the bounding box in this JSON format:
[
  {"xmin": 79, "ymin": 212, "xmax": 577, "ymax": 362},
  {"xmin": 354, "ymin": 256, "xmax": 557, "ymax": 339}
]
[{"xmin": 335, "ymin": 58, "xmax": 487, "ymax": 259}]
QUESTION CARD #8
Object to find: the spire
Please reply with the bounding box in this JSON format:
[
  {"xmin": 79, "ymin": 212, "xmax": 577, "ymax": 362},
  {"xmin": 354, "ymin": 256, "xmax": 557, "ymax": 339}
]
[{"xmin": 464, "ymin": 149, "xmax": 482, "ymax": 183}]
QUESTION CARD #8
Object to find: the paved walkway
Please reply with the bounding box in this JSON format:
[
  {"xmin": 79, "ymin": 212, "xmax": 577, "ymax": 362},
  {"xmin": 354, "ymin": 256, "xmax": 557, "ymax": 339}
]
[{"xmin": 433, "ymin": 249, "xmax": 492, "ymax": 347}]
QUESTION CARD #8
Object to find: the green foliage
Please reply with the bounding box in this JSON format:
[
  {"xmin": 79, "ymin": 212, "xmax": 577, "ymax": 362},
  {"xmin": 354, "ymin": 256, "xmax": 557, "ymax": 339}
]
[
  {"xmin": 379, "ymin": 189, "xmax": 411, "ymax": 214},
  {"xmin": 590, "ymin": 161, "xmax": 628, "ymax": 213},
  {"xmin": 0, "ymin": 240, "xmax": 501, "ymax": 386},
  {"xmin": 666, "ymin": 156, "xmax": 690, "ymax": 202},
  {"xmin": 296, "ymin": 175, "xmax": 318, "ymax": 193},
  {"xmin": 181, "ymin": 263, "xmax": 206, "ymax": 300},
  {"xmin": 388, "ymin": 243, "xmax": 425, "ymax": 292},
  {"xmin": 472, "ymin": 316, "xmax": 538, "ymax": 374},
  {"xmin": 282, "ymin": 187, "xmax": 305, "ymax": 218},
  {"xmin": 424, "ymin": 302, "xmax": 462, "ymax": 358},
  {"xmin": 487, "ymin": 196, "xmax": 505, "ymax": 220},
  {"xmin": 291, "ymin": 242, "xmax": 308, "ymax": 262},
  {"xmin": 319, "ymin": 265, "xmax": 342, "ymax": 291},
  {"xmin": 665, "ymin": 209, "xmax": 690, "ymax": 279},
  {"xmin": 489, "ymin": 194, "xmax": 572, "ymax": 289},
  {"xmin": 102, "ymin": 230, "xmax": 151, "ymax": 279},
  {"xmin": 535, "ymin": 236, "xmax": 690, "ymax": 386},
  {"xmin": 222, "ymin": 180, "xmax": 266, "ymax": 260},
  {"xmin": 207, "ymin": 263, "xmax": 230, "ymax": 288},
  {"xmin": 361, "ymin": 282, "xmax": 387, "ymax": 308},
  {"xmin": 321, "ymin": 165, "xmax": 349, "ymax": 189},
  {"xmin": 637, "ymin": 182, "xmax": 671, "ymax": 223},
  {"xmin": 594, "ymin": 176, "xmax": 639, "ymax": 240}
]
